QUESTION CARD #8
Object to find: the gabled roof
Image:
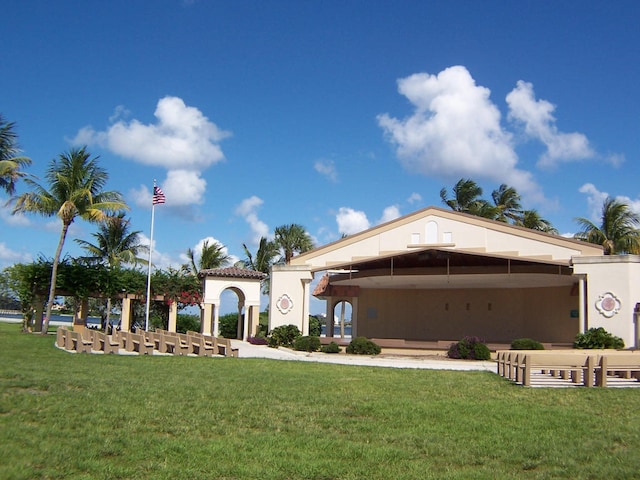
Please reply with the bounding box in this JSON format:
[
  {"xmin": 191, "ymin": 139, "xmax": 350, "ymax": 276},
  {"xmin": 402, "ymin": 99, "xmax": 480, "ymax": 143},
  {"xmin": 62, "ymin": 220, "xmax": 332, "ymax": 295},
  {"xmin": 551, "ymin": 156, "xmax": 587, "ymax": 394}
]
[{"xmin": 292, "ymin": 206, "xmax": 603, "ymax": 272}]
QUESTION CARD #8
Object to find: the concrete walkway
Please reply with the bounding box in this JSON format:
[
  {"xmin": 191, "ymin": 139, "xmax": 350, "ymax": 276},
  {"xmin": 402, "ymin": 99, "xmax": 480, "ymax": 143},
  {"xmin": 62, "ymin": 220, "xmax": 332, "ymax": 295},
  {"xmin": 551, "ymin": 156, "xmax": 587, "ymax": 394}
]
[{"xmin": 230, "ymin": 340, "xmax": 496, "ymax": 372}]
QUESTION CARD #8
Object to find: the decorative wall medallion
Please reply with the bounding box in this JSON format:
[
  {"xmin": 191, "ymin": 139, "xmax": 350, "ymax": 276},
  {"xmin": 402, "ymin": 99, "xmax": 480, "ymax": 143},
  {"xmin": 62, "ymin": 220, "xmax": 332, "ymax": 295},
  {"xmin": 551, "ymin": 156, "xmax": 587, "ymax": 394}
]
[
  {"xmin": 595, "ymin": 292, "xmax": 621, "ymax": 318},
  {"xmin": 276, "ymin": 294, "xmax": 293, "ymax": 315}
]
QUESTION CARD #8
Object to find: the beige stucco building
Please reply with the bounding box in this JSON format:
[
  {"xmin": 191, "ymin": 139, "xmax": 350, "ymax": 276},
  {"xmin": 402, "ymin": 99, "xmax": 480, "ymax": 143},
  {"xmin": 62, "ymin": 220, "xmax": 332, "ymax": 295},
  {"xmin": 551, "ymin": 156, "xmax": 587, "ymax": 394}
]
[{"xmin": 269, "ymin": 207, "xmax": 640, "ymax": 348}]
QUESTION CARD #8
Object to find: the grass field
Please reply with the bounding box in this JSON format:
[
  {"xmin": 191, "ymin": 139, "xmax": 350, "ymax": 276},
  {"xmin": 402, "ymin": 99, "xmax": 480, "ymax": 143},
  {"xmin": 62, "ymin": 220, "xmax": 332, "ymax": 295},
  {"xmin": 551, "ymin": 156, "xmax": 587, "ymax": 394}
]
[{"xmin": 1, "ymin": 323, "xmax": 639, "ymax": 479}]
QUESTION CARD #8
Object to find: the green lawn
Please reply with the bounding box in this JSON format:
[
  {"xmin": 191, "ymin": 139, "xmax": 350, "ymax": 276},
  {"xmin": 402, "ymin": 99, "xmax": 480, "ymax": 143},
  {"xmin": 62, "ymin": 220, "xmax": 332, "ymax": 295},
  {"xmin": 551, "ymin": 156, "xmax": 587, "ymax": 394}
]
[{"xmin": 1, "ymin": 323, "xmax": 639, "ymax": 479}]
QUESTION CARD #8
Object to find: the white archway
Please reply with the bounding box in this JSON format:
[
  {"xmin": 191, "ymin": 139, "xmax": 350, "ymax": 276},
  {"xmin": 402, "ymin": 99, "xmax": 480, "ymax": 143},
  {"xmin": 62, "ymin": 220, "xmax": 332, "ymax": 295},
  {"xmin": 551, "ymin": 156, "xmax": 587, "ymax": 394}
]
[{"xmin": 199, "ymin": 267, "xmax": 266, "ymax": 340}]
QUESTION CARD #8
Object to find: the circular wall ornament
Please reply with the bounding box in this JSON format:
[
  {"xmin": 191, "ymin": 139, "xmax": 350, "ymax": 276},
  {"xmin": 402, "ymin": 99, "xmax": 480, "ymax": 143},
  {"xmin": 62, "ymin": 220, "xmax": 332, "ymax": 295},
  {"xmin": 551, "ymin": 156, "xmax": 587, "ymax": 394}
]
[
  {"xmin": 276, "ymin": 294, "xmax": 293, "ymax": 315},
  {"xmin": 595, "ymin": 292, "xmax": 621, "ymax": 318}
]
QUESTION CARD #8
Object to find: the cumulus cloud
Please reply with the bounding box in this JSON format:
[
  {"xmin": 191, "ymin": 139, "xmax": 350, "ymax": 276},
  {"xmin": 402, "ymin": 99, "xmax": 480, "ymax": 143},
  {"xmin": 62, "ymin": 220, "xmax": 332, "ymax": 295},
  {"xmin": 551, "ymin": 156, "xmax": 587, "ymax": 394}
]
[
  {"xmin": 506, "ymin": 81, "xmax": 594, "ymax": 168},
  {"xmin": 179, "ymin": 236, "xmax": 237, "ymax": 267},
  {"xmin": 336, "ymin": 207, "xmax": 370, "ymax": 236},
  {"xmin": 579, "ymin": 183, "xmax": 640, "ymax": 222},
  {"xmin": 314, "ymin": 159, "xmax": 338, "ymax": 182},
  {"xmin": 377, "ymin": 66, "xmax": 540, "ymax": 199},
  {"xmin": 0, "ymin": 202, "xmax": 31, "ymax": 227},
  {"xmin": 235, "ymin": 196, "xmax": 270, "ymax": 245},
  {"xmin": 72, "ymin": 96, "xmax": 230, "ymax": 209},
  {"xmin": 378, "ymin": 205, "xmax": 401, "ymax": 224}
]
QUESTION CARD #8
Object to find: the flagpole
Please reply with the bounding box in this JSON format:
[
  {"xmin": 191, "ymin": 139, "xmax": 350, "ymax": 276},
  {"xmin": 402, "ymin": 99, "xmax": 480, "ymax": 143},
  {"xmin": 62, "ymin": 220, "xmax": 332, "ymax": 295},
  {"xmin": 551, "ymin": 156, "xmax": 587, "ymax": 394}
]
[{"xmin": 144, "ymin": 183, "xmax": 156, "ymax": 332}]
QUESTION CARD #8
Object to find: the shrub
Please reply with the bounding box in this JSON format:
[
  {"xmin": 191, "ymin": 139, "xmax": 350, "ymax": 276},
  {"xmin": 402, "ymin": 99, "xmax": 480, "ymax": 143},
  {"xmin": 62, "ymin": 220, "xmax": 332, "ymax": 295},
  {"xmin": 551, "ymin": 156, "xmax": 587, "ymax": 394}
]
[
  {"xmin": 267, "ymin": 324, "xmax": 301, "ymax": 348},
  {"xmin": 574, "ymin": 327, "xmax": 624, "ymax": 349},
  {"xmin": 510, "ymin": 338, "xmax": 545, "ymax": 350},
  {"xmin": 176, "ymin": 313, "xmax": 200, "ymax": 334},
  {"xmin": 293, "ymin": 335, "xmax": 321, "ymax": 352},
  {"xmin": 346, "ymin": 337, "xmax": 381, "ymax": 355},
  {"xmin": 447, "ymin": 336, "xmax": 491, "ymax": 360},
  {"xmin": 219, "ymin": 313, "xmax": 240, "ymax": 338},
  {"xmin": 321, "ymin": 341, "xmax": 342, "ymax": 354},
  {"xmin": 308, "ymin": 315, "xmax": 322, "ymax": 337}
]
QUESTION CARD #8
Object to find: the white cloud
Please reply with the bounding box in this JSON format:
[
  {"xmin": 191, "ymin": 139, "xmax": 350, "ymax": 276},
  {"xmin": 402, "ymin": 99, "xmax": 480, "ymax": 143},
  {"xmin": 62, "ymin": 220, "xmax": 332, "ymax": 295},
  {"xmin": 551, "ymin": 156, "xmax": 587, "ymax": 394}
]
[
  {"xmin": 378, "ymin": 66, "xmax": 540, "ymax": 200},
  {"xmin": 179, "ymin": 236, "xmax": 236, "ymax": 267},
  {"xmin": 235, "ymin": 196, "xmax": 270, "ymax": 245},
  {"xmin": 138, "ymin": 233, "xmax": 174, "ymax": 270},
  {"xmin": 336, "ymin": 207, "xmax": 370, "ymax": 236},
  {"xmin": 407, "ymin": 192, "xmax": 422, "ymax": 205},
  {"xmin": 378, "ymin": 205, "xmax": 401, "ymax": 224},
  {"xmin": 0, "ymin": 202, "xmax": 31, "ymax": 227},
  {"xmin": 577, "ymin": 183, "xmax": 640, "ymax": 223},
  {"xmin": 0, "ymin": 242, "xmax": 32, "ymax": 268},
  {"xmin": 130, "ymin": 171, "xmax": 207, "ymax": 208},
  {"xmin": 506, "ymin": 80, "xmax": 594, "ymax": 168},
  {"xmin": 314, "ymin": 159, "xmax": 338, "ymax": 182},
  {"xmin": 72, "ymin": 96, "xmax": 230, "ymax": 170}
]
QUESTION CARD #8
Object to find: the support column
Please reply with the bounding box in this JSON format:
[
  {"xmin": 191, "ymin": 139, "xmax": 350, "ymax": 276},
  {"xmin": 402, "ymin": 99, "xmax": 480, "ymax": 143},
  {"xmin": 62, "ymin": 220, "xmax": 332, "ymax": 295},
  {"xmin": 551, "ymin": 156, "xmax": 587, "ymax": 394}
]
[
  {"xmin": 73, "ymin": 297, "xmax": 89, "ymax": 332},
  {"xmin": 578, "ymin": 276, "xmax": 586, "ymax": 334},
  {"xmin": 325, "ymin": 298, "xmax": 333, "ymax": 338},
  {"xmin": 33, "ymin": 295, "xmax": 45, "ymax": 333},
  {"xmin": 213, "ymin": 304, "xmax": 220, "ymax": 337},
  {"xmin": 168, "ymin": 301, "xmax": 177, "ymax": 332},
  {"xmin": 120, "ymin": 296, "xmax": 131, "ymax": 332},
  {"xmin": 201, "ymin": 303, "xmax": 213, "ymax": 335},
  {"xmin": 236, "ymin": 302, "xmax": 243, "ymax": 339}
]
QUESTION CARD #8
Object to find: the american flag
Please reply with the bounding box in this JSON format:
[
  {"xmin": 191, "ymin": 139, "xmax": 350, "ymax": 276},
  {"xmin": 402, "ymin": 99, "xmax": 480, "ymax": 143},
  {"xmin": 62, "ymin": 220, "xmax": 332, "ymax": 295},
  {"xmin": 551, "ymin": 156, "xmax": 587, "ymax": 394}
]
[{"xmin": 152, "ymin": 186, "xmax": 166, "ymax": 205}]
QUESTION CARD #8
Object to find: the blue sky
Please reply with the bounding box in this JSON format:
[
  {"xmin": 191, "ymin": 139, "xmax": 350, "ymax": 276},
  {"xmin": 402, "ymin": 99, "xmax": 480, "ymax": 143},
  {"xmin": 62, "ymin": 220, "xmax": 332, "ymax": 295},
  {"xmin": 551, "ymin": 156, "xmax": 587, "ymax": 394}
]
[{"xmin": 2, "ymin": 1, "xmax": 639, "ymax": 313}]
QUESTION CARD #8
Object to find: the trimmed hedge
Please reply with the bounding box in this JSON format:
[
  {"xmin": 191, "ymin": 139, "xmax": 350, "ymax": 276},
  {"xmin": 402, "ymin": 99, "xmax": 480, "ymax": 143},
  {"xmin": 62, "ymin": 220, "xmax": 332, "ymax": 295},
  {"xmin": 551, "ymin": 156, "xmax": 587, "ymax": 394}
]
[
  {"xmin": 510, "ymin": 338, "xmax": 545, "ymax": 350},
  {"xmin": 267, "ymin": 324, "xmax": 301, "ymax": 348},
  {"xmin": 346, "ymin": 337, "xmax": 381, "ymax": 355},
  {"xmin": 293, "ymin": 336, "xmax": 321, "ymax": 352},
  {"xmin": 321, "ymin": 341, "xmax": 342, "ymax": 354},
  {"xmin": 447, "ymin": 336, "xmax": 491, "ymax": 360}
]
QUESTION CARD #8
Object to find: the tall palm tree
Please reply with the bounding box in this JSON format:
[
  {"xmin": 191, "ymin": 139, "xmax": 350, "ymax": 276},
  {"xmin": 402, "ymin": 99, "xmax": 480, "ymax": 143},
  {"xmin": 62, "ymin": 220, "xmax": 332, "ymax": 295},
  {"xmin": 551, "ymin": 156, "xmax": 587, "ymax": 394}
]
[
  {"xmin": 0, "ymin": 115, "xmax": 32, "ymax": 195},
  {"xmin": 11, "ymin": 147, "xmax": 127, "ymax": 333},
  {"xmin": 519, "ymin": 209, "xmax": 558, "ymax": 234},
  {"xmin": 75, "ymin": 213, "xmax": 148, "ymax": 330},
  {"xmin": 274, "ymin": 224, "xmax": 314, "ymax": 264},
  {"xmin": 574, "ymin": 197, "xmax": 640, "ymax": 255},
  {"xmin": 491, "ymin": 184, "xmax": 522, "ymax": 223},
  {"xmin": 238, "ymin": 236, "xmax": 280, "ymax": 294},
  {"xmin": 440, "ymin": 178, "xmax": 495, "ymax": 218},
  {"xmin": 182, "ymin": 239, "xmax": 231, "ymax": 277}
]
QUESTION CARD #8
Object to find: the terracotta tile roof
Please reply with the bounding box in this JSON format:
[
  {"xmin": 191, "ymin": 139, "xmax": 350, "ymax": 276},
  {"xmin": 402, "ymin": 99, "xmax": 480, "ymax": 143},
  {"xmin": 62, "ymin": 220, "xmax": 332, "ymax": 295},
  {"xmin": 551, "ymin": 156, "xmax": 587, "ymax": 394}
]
[{"xmin": 198, "ymin": 267, "xmax": 267, "ymax": 280}]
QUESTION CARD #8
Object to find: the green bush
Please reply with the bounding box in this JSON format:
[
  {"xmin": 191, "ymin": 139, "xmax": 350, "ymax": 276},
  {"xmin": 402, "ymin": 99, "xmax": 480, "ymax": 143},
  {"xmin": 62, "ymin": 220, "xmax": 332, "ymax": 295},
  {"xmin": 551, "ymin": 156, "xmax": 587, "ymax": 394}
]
[
  {"xmin": 308, "ymin": 314, "xmax": 323, "ymax": 337},
  {"xmin": 447, "ymin": 336, "xmax": 491, "ymax": 360},
  {"xmin": 321, "ymin": 341, "xmax": 342, "ymax": 354},
  {"xmin": 267, "ymin": 324, "xmax": 301, "ymax": 348},
  {"xmin": 346, "ymin": 337, "xmax": 381, "ymax": 355},
  {"xmin": 219, "ymin": 313, "xmax": 240, "ymax": 338},
  {"xmin": 176, "ymin": 313, "xmax": 200, "ymax": 334},
  {"xmin": 574, "ymin": 327, "xmax": 624, "ymax": 349},
  {"xmin": 510, "ymin": 338, "xmax": 545, "ymax": 350},
  {"xmin": 293, "ymin": 335, "xmax": 321, "ymax": 352}
]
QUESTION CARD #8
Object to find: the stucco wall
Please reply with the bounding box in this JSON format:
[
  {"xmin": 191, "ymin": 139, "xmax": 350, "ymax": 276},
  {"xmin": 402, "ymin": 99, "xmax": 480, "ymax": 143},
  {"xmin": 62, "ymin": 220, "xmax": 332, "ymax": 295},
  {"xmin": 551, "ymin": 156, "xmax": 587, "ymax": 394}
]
[
  {"xmin": 573, "ymin": 256, "xmax": 640, "ymax": 348},
  {"xmin": 355, "ymin": 286, "xmax": 578, "ymax": 343}
]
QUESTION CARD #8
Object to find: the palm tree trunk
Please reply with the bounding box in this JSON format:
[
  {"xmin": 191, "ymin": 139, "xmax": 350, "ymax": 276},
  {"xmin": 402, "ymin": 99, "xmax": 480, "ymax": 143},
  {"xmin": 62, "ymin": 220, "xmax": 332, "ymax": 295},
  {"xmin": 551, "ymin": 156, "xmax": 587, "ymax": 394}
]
[{"xmin": 42, "ymin": 222, "xmax": 70, "ymax": 334}]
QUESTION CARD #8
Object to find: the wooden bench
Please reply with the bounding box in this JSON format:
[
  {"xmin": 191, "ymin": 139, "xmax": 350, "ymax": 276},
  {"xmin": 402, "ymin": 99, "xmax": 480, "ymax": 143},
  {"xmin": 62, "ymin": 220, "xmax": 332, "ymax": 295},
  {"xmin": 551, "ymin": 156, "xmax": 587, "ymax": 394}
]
[
  {"xmin": 187, "ymin": 332, "xmax": 215, "ymax": 357},
  {"xmin": 125, "ymin": 332, "xmax": 154, "ymax": 355},
  {"xmin": 67, "ymin": 331, "xmax": 93, "ymax": 353},
  {"xmin": 216, "ymin": 337, "xmax": 239, "ymax": 357},
  {"xmin": 93, "ymin": 331, "xmax": 120, "ymax": 354},
  {"xmin": 56, "ymin": 327, "xmax": 68, "ymax": 349},
  {"xmin": 518, "ymin": 352, "xmax": 597, "ymax": 387},
  {"xmin": 596, "ymin": 354, "xmax": 640, "ymax": 387}
]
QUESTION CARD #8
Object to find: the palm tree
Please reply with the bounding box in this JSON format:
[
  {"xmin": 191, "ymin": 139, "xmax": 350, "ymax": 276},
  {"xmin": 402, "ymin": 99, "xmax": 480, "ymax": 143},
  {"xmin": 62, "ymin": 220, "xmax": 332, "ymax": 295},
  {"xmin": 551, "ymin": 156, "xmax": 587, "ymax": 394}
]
[
  {"xmin": 237, "ymin": 236, "xmax": 280, "ymax": 294},
  {"xmin": 75, "ymin": 213, "xmax": 148, "ymax": 330},
  {"xmin": 11, "ymin": 147, "xmax": 127, "ymax": 333},
  {"xmin": 182, "ymin": 239, "xmax": 231, "ymax": 277},
  {"xmin": 0, "ymin": 115, "xmax": 32, "ymax": 195},
  {"xmin": 574, "ymin": 197, "xmax": 640, "ymax": 255},
  {"xmin": 491, "ymin": 184, "xmax": 522, "ymax": 223},
  {"xmin": 274, "ymin": 224, "xmax": 314, "ymax": 264},
  {"xmin": 440, "ymin": 178, "xmax": 495, "ymax": 218},
  {"xmin": 519, "ymin": 209, "xmax": 558, "ymax": 234}
]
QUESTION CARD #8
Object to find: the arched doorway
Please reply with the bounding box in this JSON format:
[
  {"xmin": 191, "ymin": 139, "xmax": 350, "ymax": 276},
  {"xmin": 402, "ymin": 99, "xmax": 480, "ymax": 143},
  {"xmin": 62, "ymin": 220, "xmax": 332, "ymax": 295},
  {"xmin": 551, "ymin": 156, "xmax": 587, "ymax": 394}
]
[
  {"xmin": 199, "ymin": 267, "xmax": 266, "ymax": 340},
  {"xmin": 331, "ymin": 300, "xmax": 352, "ymax": 339}
]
